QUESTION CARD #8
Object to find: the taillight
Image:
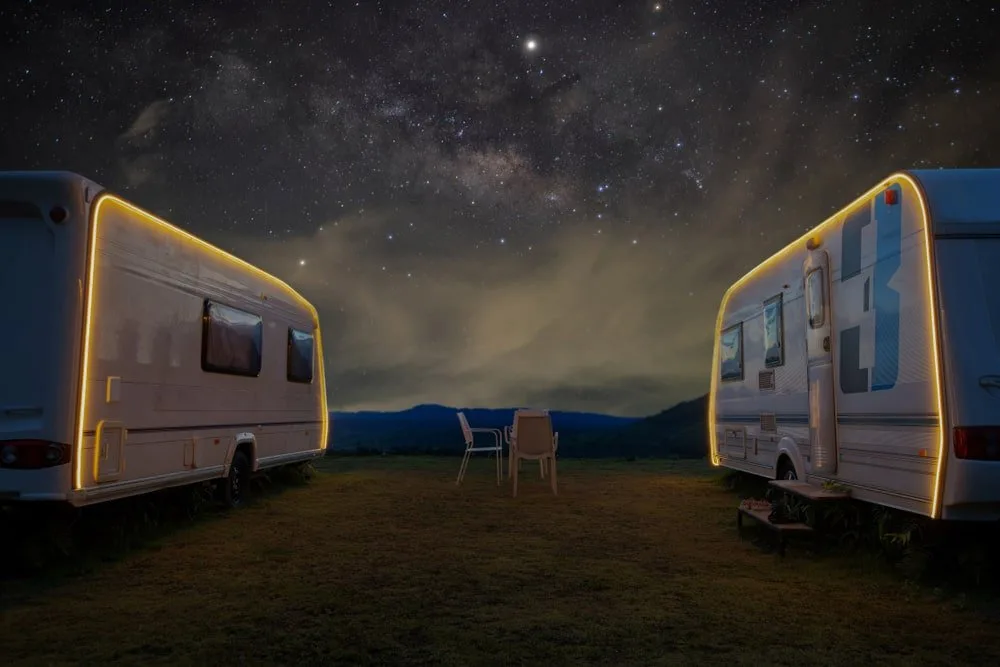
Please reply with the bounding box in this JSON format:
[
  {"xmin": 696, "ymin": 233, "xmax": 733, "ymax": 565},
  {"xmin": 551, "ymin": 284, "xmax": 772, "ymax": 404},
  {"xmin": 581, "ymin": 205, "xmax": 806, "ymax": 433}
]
[
  {"xmin": 0, "ymin": 440, "xmax": 72, "ymax": 469},
  {"xmin": 953, "ymin": 427, "xmax": 1000, "ymax": 461}
]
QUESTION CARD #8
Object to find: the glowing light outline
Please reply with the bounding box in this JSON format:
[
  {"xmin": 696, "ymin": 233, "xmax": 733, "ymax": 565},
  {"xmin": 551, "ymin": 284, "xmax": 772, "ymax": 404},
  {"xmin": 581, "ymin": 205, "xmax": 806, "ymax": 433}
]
[
  {"xmin": 707, "ymin": 172, "xmax": 947, "ymax": 518},
  {"xmin": 74, "ymin": 194, "xmax": 330, "ymax": 490}
]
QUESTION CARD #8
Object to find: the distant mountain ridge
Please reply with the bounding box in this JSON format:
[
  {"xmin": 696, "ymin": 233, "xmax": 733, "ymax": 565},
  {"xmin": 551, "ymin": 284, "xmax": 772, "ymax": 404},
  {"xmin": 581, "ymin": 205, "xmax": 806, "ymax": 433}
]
[
  {"xmin": 327, "ymin": 396, "xmax": 708, "ymax": 459},
  {"xmin": 579, "ymin": 394, "xmax": 709, "ymax": 459}
]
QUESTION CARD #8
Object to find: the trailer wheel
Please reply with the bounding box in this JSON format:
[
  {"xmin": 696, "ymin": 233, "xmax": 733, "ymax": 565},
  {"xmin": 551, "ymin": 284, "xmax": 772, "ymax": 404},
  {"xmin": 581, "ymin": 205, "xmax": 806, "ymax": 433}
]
[
  {"xmin": 777, "ymin": 459, "xmax": 798, "ymax": 481},
  {"xmin": 223, "ymin": 451, "xmax": 251, "ymax": 509}
]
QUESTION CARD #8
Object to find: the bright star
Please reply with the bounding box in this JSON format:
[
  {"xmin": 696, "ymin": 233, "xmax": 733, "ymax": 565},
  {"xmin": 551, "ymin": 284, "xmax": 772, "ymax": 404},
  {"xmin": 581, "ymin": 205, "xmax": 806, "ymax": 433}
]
[
  {"xmin": 298, "ymin": 259, "xmax": 306, "ymax": 266},
  {"xmin": 526, "ymin": 39, "xmax": 537, "ymax": 51}
]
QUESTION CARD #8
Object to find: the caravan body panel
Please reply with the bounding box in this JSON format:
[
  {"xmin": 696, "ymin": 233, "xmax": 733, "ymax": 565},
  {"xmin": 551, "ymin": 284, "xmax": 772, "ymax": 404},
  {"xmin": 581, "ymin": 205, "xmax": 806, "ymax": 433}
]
[
  {"xmin": 712, "ymin": 168, "xmax": 1000, "ymax": 520},
  {"xmin": 0, "ymin": 173, "xmax": 97, "ymax": 500},
  {"xmin": 916, "ymin": 169, "xmax": 1000, "ymax": 520},
  {"xmin": 0, "ymin": 172, "xmax": 330, "ymax": 506},
  {"xmin": 710, "ymin": 172, "xmax": 949, "ymax": 518}
]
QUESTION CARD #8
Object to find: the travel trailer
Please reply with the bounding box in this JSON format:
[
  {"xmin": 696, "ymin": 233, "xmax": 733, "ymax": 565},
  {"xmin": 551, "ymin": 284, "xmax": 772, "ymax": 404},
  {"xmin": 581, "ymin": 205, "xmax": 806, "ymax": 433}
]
[
  {"xmin": 0, "ymin": 171, "xmax": 329, "ymax": 509},
  {"xmin": 709, "ymin": 169, "xmax": 1000, "ymax": 521}
]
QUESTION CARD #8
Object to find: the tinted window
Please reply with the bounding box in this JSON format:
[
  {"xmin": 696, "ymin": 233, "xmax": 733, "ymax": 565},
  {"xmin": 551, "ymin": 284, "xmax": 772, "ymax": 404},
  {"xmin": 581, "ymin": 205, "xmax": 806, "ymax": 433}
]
[
  {"xmin": 201, "ymin": 300, "xmax": 263, "ymax": 377},
  {"xmin": 806, "ymin": 268, "xmax": 825, "ymax": 329},
  {"xmin": 287, "ymin": 327, "xmax": 315, "ymax": 383},
  {"xmin": 719, "ymin": 323, "xmax": 744, "ymax": 382},
  {"xmin": 763, "ymin": 294, "xmax": 784, "ymax": 367}
]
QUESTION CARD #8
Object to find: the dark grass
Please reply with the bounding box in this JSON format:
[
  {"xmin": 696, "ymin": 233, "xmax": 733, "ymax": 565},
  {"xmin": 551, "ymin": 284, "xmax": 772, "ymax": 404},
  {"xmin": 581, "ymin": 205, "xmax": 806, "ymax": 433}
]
[{"xmin": 1, "ymin": 456, "xmax": 999, "ymax": 666}]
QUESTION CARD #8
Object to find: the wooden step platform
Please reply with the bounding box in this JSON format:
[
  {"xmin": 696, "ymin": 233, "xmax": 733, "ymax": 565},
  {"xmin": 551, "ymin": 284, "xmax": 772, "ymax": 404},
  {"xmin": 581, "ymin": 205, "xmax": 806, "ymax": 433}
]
[
  {"xmin": 737, "ymin": 506, "xmax": 813, "ymax": 556},
  {"xmin": 768, "ymin": 480, "xmax": 851, "ymax": 501}
]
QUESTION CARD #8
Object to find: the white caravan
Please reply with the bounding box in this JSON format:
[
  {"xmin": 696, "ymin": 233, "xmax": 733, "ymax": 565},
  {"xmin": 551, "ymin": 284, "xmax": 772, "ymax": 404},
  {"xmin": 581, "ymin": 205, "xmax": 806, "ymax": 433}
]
[
  {"xmin": 709, "ymin": 169, "xmax": 1000, "ymax": 521},
  {"xmin": 0, "ymin": 171, "xmax": 329, "ymax": 508}
]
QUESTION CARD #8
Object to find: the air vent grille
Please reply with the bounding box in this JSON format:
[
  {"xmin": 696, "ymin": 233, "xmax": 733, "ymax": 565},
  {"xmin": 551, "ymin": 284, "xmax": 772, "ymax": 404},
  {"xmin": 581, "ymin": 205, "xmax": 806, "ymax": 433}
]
[
  {"xmin": 760, "ymin": 413, "xmax": 777, "ymax": 432},
  {"xmin": 758, "ymin": 370, "xmax": 776, "ymax": 391}
]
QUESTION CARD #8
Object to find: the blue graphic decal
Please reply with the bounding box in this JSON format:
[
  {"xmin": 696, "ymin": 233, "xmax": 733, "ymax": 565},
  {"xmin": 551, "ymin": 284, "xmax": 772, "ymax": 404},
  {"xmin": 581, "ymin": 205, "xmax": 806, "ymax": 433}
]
[
  {"xmin": 871, "ymin": 185, "xmax": 901, "ymax": 391},
  {"xmin": 838, "ymin": 185, "xmax": 902, "ymax": 394}
]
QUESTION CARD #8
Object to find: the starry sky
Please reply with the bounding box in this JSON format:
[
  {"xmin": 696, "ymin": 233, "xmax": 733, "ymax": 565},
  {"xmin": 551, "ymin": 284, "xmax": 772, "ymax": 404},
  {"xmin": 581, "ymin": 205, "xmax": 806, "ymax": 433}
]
[{"xmin": 3, "ymin": 1, "xmax": 999, "ymax": 416}]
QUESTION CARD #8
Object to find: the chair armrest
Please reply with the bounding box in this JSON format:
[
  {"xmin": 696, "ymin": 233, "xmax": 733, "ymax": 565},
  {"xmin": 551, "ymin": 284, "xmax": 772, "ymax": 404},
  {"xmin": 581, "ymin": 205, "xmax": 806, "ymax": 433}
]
[{"xmin": 469, "ymin": 427, "xmax": 503, "ymax": 448}]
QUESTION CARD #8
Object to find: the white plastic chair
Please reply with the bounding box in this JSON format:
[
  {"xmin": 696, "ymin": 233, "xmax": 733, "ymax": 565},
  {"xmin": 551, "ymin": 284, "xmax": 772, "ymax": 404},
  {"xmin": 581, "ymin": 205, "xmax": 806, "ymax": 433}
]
[
  {"xmin": 455, "ymin": 411, "xmax": 503, "ymax": 485},
  {"xmin": 504, "ymin": 409, "xmax": 557, "ymax": 479},
  {"xmin": 509, "ymin": 410, "xmax": 559, "ymax": 497}
]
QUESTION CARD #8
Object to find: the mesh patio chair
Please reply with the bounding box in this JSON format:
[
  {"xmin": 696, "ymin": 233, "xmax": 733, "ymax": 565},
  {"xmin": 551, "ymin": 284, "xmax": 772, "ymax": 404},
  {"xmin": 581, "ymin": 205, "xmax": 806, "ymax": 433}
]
[{"xmin": 455, "ymin": 411, "xmax": 503, "ymax": 485}]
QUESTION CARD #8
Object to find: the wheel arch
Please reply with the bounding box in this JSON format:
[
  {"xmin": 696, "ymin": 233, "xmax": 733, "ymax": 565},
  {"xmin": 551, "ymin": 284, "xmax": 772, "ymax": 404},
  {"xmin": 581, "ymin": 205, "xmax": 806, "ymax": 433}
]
[
  {"xmin": 774, "ymin": 437, "xmax": 806, "ymax": 480},
  {"xmin": 227, "ymin": 432, "xmax": 258, "ymax": 474}
]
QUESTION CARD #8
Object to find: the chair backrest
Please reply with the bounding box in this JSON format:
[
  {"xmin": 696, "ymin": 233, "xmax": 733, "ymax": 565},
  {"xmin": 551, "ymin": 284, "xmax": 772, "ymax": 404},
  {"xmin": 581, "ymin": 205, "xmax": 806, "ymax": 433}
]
[
  {"xmin": 512, "ymin": 410, "xmax": 554, "ymax": 456},
  {"xmin": 456, "ymin": 411, "xmax": 473, "ymax": 444},
  {"xmin": 509, "ymin": 409, "xmax": 548, "ymax": 437}
]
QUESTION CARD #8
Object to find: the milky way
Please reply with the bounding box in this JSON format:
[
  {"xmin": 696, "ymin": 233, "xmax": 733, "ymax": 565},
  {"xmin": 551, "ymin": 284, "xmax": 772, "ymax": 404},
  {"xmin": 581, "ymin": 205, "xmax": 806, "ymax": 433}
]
[{"xmin": 3, "ymin": 1, "xmax": 999, "ymax": 415}]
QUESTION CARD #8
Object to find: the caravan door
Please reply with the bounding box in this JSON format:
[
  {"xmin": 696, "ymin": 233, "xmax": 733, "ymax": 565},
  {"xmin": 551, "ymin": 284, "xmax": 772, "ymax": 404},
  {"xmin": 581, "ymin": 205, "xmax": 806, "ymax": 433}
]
[{"xmin": 804, "ymin": 249, "xmax": 839, "ymax": 475}]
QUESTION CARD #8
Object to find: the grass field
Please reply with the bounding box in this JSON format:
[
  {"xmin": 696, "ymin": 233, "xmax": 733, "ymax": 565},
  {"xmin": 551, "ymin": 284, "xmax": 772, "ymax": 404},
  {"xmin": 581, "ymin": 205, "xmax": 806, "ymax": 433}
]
[{"xmin": 2, "ymin": 456, "xmax": 1000, "ymax": 666}]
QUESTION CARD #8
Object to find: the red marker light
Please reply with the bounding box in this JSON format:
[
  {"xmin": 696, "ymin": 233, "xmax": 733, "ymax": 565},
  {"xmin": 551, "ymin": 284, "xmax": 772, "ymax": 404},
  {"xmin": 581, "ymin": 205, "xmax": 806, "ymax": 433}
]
[{"xmin": 885, "ymin": 189, "xmax": 898, "ymax": 205}]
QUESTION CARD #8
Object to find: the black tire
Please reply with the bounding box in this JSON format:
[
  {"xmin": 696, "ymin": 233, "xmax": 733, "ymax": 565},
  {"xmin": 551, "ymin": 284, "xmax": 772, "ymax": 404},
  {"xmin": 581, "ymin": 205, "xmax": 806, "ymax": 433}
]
[
  {"xmin": 777, "ymin": 459, "xmax": 798, "ymax": 481},
  {"xmin": 223, "ymin": 451, "xmax": 251, "ymax": 509}
]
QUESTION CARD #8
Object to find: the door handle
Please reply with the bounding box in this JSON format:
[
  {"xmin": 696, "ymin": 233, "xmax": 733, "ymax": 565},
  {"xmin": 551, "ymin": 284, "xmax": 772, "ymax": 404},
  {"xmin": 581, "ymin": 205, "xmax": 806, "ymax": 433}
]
[{"xmin": 823, "ymin": 336, "xmax": 830, "ymax": 351}]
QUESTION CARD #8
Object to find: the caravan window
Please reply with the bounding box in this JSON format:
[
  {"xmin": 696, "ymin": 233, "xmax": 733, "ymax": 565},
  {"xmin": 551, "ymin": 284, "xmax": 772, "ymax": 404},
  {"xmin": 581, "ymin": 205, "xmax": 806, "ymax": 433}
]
[
  {"xmin": 719, "ymin": 322, "xmax": 744, "ymax": 382},
  {"xmin": 201, "ymin": 300, "xmax": 263, "ymax": 377},
  {"xmin": 806, "ymin": 268, "xmax": 825, "ymax": 329},
  {"xmin": 287, "ymin": 327, "xmax": 315, "ymax": 383},
  {"xmin": 763, "ymin": 294, "xmax": 784, "ymax": 367}
]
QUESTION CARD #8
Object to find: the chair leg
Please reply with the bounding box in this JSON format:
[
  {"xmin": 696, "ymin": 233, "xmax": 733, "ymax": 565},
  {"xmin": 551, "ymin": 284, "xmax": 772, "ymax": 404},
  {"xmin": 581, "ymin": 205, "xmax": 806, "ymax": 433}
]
[
  {"xmin": 512, "ymin": 454, "xmax": 519, "ymax": 497},
  {"xmin": 549, "ymin": 455, "xmax": 558, "ymax": 495},
  {"xmin": 495, "ymin": 446, "xmax": 501, "ymax": 485},
  {"xmin": 456, "ymin": 448, "xmax": 471, "ymax": 485}
]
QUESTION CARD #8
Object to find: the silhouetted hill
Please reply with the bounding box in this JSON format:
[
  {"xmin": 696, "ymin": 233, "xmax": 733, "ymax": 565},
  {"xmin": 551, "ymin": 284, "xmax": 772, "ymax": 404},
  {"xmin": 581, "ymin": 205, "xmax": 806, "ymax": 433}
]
[
  {"xmin": 328, "ymin": 404, "xmax": 637, "ymax": 456},
  {"xmin": 327, "ymin": 396, "xmax": 708, "ymax": 459},
  {"xmin": 571, "ymin": 394, "xmax": 708, "ymax": 459}
]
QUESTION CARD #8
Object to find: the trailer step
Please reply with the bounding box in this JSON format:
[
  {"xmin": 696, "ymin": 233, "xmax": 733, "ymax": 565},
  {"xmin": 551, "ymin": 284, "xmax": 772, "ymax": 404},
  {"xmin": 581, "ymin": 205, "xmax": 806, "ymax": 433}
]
[
  {"xmin": 736, "ymin": 506, "xmax": 813, "ymax": 556},
  {"xmin": 769, "ymin": 480, "xmax": 851, "ymax": 501}
]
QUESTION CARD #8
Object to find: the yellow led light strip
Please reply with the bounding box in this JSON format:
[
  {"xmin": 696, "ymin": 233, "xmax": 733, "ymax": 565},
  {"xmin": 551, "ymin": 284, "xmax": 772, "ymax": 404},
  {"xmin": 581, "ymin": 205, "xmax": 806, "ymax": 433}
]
[
  {"xmin": 74, "ymin": 194, "xmax": 330, "ymax": 490},
  {"xmin": 707, "ymin": 172, "xmax": 947, "ymax": 518},
  {"xmin": 315, "ymin": 324, "xmax": 330, "ymax": 453}
]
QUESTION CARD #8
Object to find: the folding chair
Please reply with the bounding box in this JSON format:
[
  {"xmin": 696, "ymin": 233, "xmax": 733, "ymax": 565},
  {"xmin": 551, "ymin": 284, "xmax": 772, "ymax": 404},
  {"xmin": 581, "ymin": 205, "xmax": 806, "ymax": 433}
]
[{"xmin": 455, "ymin": 411, "xmax": 503, "ymax": 485}]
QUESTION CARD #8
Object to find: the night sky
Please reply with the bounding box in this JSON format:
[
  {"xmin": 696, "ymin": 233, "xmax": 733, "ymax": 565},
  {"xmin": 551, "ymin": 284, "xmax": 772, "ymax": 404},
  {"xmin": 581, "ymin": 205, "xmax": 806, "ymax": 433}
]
[{"xmin": 3, "ymin": 1, "xmax": 999, "ymax": 416}]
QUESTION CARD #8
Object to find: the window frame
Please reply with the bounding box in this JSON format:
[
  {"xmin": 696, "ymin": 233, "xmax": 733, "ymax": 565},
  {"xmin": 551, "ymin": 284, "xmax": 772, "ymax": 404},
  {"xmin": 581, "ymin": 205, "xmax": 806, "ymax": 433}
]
[
  {"xmin": 286, "ymin": 326, "xmax": 315, "ymax": 384},
  {"xmin": 200, "ymin": 299, "xmax": 264, "ymax": 377},
  {"xmin": 719, "ymin": 322, "xmax": 745, "ymax": 383},
  {"xmin": 805, "ymin": 268, "xmax": 826, "ymax": 330},
  {"xmin": 763, "ymin": 293, "xmax": 785, "ymax": 368}
]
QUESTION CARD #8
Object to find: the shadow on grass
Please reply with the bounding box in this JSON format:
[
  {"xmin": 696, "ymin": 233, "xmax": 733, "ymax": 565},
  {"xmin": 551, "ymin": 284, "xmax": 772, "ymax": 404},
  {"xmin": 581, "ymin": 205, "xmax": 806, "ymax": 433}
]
[
  {"xmin": 716, "ymin": 468, "xmax": 1000, "ymax": 600},
  {"xmin": 0, "ymin": 463, "xmax": 316, "ymax": 597}
]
